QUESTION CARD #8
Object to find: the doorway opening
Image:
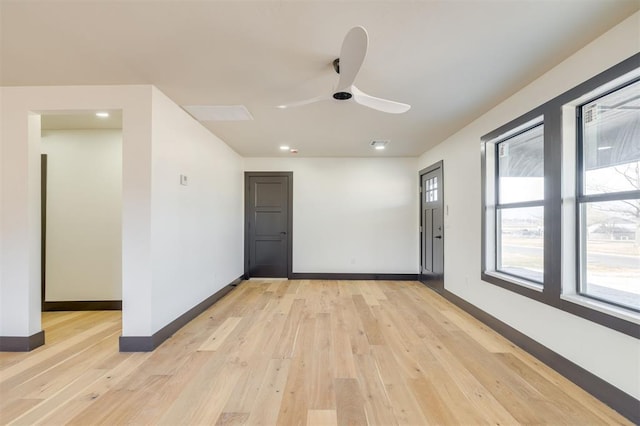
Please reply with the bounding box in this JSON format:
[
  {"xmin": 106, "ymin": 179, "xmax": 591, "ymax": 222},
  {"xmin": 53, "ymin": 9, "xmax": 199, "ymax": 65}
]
[
  {"xmin": 419, "ymin": 161, "xmax": 444, "ymax": 291},
  {"xmin": 244, "ymin": 172, "xmax": 293, "ymax": 279},
  {"xmin": 40, "ymin": 110, "xmax": 123, "ymax": 313}
]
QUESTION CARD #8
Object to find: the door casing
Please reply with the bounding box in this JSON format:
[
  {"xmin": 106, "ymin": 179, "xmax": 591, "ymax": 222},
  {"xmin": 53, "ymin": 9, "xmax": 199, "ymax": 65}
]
[
  {"xmin": 244, "ymin": 171, "xmax": 293, "ymax": 279},
  {"xmin": 419, "ymin": 161, "xmax": 445, "ymax": 291}
]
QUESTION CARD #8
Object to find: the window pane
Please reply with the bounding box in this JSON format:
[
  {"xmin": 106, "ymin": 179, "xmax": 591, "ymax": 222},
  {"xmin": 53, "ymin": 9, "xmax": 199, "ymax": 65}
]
[
  {"xmin": 498, "ymin": 124, "xmax": 544, "ymax": 204},
  {"xmin": 497, "ymin": 206, "xmax": 544, "ymax": 283},
  {"xmin": 580, "ymin": 200, "xmax": 640, "ymax": 311},
  {"xmin": 425, "ymin": 177, "xmax": 438, "ymax": 203},
  {"xmin": 582, "ymin": 80, "xmax": 640, "ymax": 195}
]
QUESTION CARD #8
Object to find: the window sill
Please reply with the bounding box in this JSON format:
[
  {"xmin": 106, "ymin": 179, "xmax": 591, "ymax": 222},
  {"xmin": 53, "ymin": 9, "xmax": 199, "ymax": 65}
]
[
  {"xmin": 561, "ymin": 294, "xmax": 640, "ymax": 325},
  {"xmin": 484, "ymin": 271, "xmax": 543, "ymax": 292}
]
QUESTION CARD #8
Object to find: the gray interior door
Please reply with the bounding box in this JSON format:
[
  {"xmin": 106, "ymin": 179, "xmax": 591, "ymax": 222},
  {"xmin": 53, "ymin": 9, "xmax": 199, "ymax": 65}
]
[
  {"xmin": 245, "ymin": 173, "xmax": 292, "ymax": 278},
  {"xmin": 420, "ymin": 163, "xmax": 444, "ymax": 290}
]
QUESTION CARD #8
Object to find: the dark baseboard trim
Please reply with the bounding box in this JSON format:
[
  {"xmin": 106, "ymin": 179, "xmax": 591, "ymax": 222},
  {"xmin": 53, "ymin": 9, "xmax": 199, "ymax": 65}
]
[
  {"xmin": 290, "ymin": 273, "xmax": 418, "ymax": 281},
  {"xmin": 119, "ymin": 276, "xmax": 243, "ymax": 352},
  {"xmin": 442, "ymin": 289, "xmax": 639, "ymax": 424},
  {"xmin": 43, "ymin": 300, "xmax": 122, "ymax": 311},
  {"xmin": 0, "ymin": 330, "xmax": 45, "ymax": 352}
]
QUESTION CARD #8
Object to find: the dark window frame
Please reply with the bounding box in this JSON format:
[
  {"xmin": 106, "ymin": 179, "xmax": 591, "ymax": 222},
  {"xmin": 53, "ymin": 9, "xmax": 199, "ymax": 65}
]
[
  {"xmin": 481, "ymin": 53, "xmax": 640, "ymax": 338},
  {"xmin": 575, "ymin": 79, "xmax": 640, "ymax": 313},
  {"xmin": 494, "ymin": 123, "xmax": 545, "ymax": 285}
]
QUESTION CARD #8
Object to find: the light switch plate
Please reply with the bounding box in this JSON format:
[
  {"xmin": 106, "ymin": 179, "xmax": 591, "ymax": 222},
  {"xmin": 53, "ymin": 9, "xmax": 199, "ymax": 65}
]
[{"xmin": 180, "ymin": 174, "xmax": 188, "ymax": 186}]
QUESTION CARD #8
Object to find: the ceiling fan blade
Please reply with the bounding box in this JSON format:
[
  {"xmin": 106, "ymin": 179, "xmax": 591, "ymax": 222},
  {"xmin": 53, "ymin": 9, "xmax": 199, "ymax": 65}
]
[
  {"xmin": 276, "ymin": 94, "xmax": 329, "ymax": 109},
  {"xmin": 351, "ymin": 86, "xmax": 411, "ymax": 114},
  {"xmin": 336, "ymin": 26, "xmax": 368, "ymax": 91}
]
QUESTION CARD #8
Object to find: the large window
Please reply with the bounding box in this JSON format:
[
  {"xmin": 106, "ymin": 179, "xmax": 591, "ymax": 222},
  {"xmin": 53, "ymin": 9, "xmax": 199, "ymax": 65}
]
[
  {"xmin": 496, "ymin": 124, "xmax": 544, "ymax": 284},
  {"xmin": 481, "ymin": 53, "xmax": 639, "ymax": 338},
  {"xmin": 577, "ymin": 80, "xmax": 640, "ymax": 312}
]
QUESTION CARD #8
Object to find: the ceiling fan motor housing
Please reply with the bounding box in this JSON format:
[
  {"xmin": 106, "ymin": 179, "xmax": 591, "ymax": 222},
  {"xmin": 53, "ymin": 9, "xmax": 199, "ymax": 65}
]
[
  {"xmin": 332, "ymin": 58, "xmax": 353, "ymax": 100},
  {"xmin": 333, "ymin": 91, "xmax": 352, "ymax": 100}
]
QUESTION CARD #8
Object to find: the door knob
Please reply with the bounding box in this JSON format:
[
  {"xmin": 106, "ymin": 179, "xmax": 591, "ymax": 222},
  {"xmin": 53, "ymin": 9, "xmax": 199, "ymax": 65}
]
[
  {"xmin": 280, "ymin": 231, "xmax": 287, "ymax": 235},
  {"xmin": 434, "ymin": 235, "xmax": 442, "ymax": 239}
]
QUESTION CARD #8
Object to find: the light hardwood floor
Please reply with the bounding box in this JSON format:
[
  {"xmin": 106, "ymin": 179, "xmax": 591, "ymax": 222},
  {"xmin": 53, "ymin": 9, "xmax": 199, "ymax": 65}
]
[{"xmin": 0, "ymin": 280, "xmax": 631, "ymax": 425}]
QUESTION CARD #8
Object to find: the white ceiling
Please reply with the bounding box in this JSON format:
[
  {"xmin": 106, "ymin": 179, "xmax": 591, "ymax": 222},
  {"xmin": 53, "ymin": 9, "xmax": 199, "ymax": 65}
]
[
  {"xmin": 1, "ymin": 1, "xmax": 638, "ymax": 157},
  {"xmin": 41, "ymin": 110, "xmax": 123, "ymax": 130}
]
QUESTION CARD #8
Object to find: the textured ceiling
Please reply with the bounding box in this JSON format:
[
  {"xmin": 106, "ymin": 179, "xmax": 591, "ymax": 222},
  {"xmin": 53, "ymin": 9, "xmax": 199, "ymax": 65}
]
[{"xmin": 1, "ymin": 1, "xmax": 638, "ymax": 157}]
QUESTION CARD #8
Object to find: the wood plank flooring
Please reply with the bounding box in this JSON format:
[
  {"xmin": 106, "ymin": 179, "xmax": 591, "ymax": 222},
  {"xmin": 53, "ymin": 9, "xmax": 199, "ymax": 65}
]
[{"xmin": 0, "ymin": 280, "xmax": 631, "ymax": 425}]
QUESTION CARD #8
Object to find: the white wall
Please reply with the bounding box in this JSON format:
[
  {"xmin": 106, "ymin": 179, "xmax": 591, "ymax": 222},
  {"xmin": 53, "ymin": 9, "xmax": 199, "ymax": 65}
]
[
  {"xmin": 0, "ymin": 85, "xmax": 246, "ymax": 339},
  {"xmin": 417, "ymin": 12, "xmax": 640, "ymax": 399},
  {"xmin": 0, "ymin": 108, "xmax": 44, "ymax": 337},
  {"xmin": 0, "ymin": 88, "xmax": 3, "ymax": 312},
  {"xmin": 244, "ymin": 157, "xmax": 418, "ymax": 274},
  {"xmin": 0, "ymin": 85, "xmax": 153, "ymax": 337},
  {"xmin": 150, "ymin": 88, "xmax": 244, "ymax": 333},
  {"xmin": 41, "ymin": 129, "xmax": 122, "ymax": 301}
]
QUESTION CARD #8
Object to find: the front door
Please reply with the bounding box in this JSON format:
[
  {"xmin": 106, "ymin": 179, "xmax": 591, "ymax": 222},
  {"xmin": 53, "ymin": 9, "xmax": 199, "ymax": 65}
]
[
  {"xmin": 420, "ymin": 162, "xmax": 444, "ymax": 290},
  {"xmin": 245, "ymin": 172, "xmax": 292, "ymax": 278}
]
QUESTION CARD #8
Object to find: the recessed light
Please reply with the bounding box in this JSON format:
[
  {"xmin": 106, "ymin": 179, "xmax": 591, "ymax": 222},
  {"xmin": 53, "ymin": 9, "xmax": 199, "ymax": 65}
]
[
  {"xmin": 96, "ymin": 112, "xmax": 109, "ymax": 118},
  {"xmin": 375, "ymin": 145, "xmax": 385, "ymax": 150},
  {"xmin": 280, "ymin": 145, "xmax": 290, "ymax": 151},
  {"xmin": 597, "ymin": 146, "xmax": 612, "ymax": 151}
]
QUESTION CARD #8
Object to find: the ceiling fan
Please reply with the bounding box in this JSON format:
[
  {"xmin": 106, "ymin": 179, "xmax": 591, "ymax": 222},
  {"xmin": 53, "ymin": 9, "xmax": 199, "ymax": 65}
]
[{"xmin": 278, "ymin": 26, "xmax": 411, "ymax": 114}]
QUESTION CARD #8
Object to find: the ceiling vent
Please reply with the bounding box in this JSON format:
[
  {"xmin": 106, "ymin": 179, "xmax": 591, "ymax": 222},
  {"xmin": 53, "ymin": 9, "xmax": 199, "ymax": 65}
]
[
  {"xmin": 183, "ymin": 105, "xmax": 253, "ymax": 121},
  {"xmin": 370, "ymin": 140, "xmax": 389, "ymax": 150}
]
